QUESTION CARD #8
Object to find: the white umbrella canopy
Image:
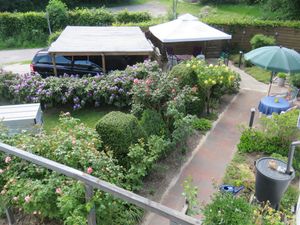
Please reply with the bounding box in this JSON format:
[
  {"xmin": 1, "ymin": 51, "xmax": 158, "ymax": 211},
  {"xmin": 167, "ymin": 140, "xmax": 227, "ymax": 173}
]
[{"xmin": 149, "ymin": 14, "xmax": 232, "ymax": 43}]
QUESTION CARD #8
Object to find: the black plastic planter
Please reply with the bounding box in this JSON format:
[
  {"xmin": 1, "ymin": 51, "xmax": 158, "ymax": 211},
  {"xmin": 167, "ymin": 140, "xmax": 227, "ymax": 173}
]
[{"xmin": 255, "ymin": 157, "xmax": 295, "ymax": 208}]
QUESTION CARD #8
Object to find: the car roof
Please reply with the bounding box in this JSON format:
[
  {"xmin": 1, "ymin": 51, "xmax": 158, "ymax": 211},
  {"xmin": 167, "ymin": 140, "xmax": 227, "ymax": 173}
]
[{"xmin": 37, "ymin": 47, "xmax": 49, "ymax": 54}]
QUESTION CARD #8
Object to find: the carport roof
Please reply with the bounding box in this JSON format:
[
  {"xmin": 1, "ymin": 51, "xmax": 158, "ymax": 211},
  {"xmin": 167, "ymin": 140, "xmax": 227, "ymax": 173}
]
[{"xmin": 48, "ymin": 26, "xmax": 154, "ymax": 55}]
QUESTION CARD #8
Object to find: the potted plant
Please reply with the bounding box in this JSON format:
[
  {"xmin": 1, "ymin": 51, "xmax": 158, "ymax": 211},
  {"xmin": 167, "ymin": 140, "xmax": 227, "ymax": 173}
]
[{"xmin": 277, "ymin": 73, "xmax": 287, "ymax": 87}]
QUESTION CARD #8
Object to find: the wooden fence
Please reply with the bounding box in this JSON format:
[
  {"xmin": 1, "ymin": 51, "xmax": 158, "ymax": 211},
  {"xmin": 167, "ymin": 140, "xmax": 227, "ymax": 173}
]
[{"xmin": 0, "ymin": 142, "xmax": 201, "ymax": 225}]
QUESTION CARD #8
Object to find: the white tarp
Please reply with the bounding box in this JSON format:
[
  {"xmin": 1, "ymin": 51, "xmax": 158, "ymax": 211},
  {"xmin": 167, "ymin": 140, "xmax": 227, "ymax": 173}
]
[
  {"xmin": 149, "ymin": 14, "xmax": 232, "ymax": 43},
  {"xmin": 48, "ymin": 26, "xmax": 153, "ymax": 55}
]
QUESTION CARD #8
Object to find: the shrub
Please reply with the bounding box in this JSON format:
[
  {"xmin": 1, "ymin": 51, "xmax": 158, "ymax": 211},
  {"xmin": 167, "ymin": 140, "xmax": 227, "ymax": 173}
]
[
  {"xmin": 126, "ymin": 135, "xmax": 170, "ymax": 190},
  {"xmin": 0, "ymin": 114, "xmax": 142, "ymax": 224},
  {"xmin": 47, "ymin": 30, "xmax": 62, "ymax": 45},
  {"xmin": 169, "ymin": 62, "xmax": 198, "ymax": 88},
  {"xmin": 96, "ymin": 111, "xmax": 146, "ymax": 161},
  {"xmin": 192, "ymin": 118, "xmax": 212, "ymax": 132},
  {"xmin": 250, "ymin": 34, "xmax": 276, "ymax": 49},
  {"xmin": 139, "ymin": 109, "xmax": 168, "ymax": 137},
  {"xmin": 290, "ymin": 73, "xmax": 300, "ymax": 88},
  {"xmin": 115, "ymin": 10, "xmax": 151, "ymax": 24},
  {"xmin": 46, "ymin": 0, "xmax": 68, "ymax": 32},
  {"xmin": 0, "ymin": 60, "xmax": 160, "ymax": 110},
  {"xmin": 68, "ymin": 8, "xmax": 114, "ymax": 26},
  {"xmin": 203, "ymin": 193, "xmax": 254, "ymax": 225}
]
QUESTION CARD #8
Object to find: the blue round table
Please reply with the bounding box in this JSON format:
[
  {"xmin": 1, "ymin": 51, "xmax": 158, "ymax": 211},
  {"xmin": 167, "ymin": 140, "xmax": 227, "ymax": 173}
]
[{"xmin": 258, "ymin": 96, "xmax": 290, "ymax": 115}]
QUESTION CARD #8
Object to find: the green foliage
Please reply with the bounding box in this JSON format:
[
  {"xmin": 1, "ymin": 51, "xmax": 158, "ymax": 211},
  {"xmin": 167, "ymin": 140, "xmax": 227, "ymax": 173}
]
[
  {"xmin": 290, "ymin": 73, "xmax": 300, "ymax": 88},
  {"xmin": 203, "ymin": 193, "xmax": 254, "ymax": 225},
  {"xmin": 238, "ymin": 110, "xmax": 300, "ymax": 156},
  {"xmin": 68, "ymin": 8, "xmax": 115, "ymax": 26},
  {"xmin": 0, "ymin": 114, "xmax": 143, "ymax": 224},
  {"xmin": 277, "ymin": 73, "xmax": 287, "ymax": 79},
  {"xmin": 169, "ymin": 62, "xmax": 198, "ymax": 88},
  {"xmin": 185, "ymin": 58, "xmax": 240, "ymax": 114},
  {"xmin": 182, "ymin": 177, "xmax": 200, "ymax": 216},
  {"xmin": 139, "ymin": 109, "xmax": 168, "ymax": 137},
  {"xmin": 192, "ymin": 118, "xmax": 212, "ymax": 132},
  {"xmin": 47, "ymin": 30, "xmax": 62, "ymax": 45},
  {"xmin": 126, "ymin": 136, "xmax": 170, "ymax": 190},
  {"xmin": 96, "ymin": 111, "xmax": 146, "ymax": 161},
  {"xmin": 115, "ymin": 10, "xmax": 151, "ymax": 24},
  {"xmin": 250, "ymin": 34, "xmax": 276, "ymax": 49},
  {"xmin": 0, "ymin": 12, "xmax": 48, "ymax": 48},
  {"xmin": 223, "ymin": 153, "xmax": 255, "ymax": 192},
  {"xmin": 281, "ymin": 185, "xmax": 299, "ymax": 214},
  {"xmin": 262, "ymin": 0, "xmax": 300, "ymax": 20},
  {"xmin": 203, "ymin": 17, "xmax": 300, "ymax": 28},
  {"xmin": 46, "ymin": 0, "xmax": 68, "ymax": 32}
]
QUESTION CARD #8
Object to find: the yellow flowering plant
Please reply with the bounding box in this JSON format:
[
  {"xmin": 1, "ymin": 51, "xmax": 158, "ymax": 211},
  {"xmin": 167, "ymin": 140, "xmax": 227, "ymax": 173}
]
[{"xmin": 184, "ymin": 58, "xmax": 240, "ymax": 114}]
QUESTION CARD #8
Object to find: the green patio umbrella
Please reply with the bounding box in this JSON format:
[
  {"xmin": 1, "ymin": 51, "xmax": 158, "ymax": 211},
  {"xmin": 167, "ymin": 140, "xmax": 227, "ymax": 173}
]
[{"xmin": 244, "ymin": 46, "xmax": 300, "ymax": 95}]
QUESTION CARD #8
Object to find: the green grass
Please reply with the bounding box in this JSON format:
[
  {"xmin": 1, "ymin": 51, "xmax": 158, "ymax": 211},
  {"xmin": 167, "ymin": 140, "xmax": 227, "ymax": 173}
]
[
  {"xmin": 154, "ymin": 0, "xmax": 263, "ymax": 19},
  {"xmin": 4, "ymin": 60, "xmax": 32, "ymax": 65},
  {"xmin": 244, "ymin": 66, "xmax": 271, "ymax": 84},
  {"xmin": 43, "ymin": 106, "xmax": 124, "ymax": 133}
]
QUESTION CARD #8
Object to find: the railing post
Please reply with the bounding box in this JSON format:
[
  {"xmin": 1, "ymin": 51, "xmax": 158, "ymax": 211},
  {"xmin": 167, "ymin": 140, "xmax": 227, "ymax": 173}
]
[
  {"xmin": 5, "ymin": 207, "xmax": 15, "ymax": 225},
  {"xmin": 85, "ymin": 184, "xmax": 97, "ymax": 225}
]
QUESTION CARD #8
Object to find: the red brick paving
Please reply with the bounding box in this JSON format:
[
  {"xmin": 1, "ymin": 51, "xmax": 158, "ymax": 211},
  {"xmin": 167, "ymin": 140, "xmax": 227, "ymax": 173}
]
[{"xmin": 143, "ymin": 90, "xmax": 265, "ymax": 225}]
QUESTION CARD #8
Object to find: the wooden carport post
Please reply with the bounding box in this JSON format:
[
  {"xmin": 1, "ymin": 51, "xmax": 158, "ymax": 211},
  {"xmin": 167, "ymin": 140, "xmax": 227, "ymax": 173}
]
[
  {"xmin": 101, "ymin": 53, "xmax": 106, "ymax": 74},
  {"xmin": 51, "ymin": 53, "xmax": 58, "ymax": 76}
]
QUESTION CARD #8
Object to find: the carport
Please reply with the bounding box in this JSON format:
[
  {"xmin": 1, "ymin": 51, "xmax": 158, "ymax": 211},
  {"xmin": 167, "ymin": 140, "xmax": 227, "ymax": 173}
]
[{"xmin": 48, "ymin": 26, "xmax": 154, "ymax": 74}]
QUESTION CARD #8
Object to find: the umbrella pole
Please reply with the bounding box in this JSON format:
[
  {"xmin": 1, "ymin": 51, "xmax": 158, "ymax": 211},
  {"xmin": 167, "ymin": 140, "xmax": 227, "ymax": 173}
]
[{"xmin": 267, "ymin": 72, "xmax": 274, "ymax": 96}]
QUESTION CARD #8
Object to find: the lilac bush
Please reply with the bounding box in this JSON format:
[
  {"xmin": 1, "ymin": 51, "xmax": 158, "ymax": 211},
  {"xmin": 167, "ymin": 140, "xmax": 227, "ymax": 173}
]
[{"xmin": 0, "ymin": 60, "xmax": 160, "ymax": 110}]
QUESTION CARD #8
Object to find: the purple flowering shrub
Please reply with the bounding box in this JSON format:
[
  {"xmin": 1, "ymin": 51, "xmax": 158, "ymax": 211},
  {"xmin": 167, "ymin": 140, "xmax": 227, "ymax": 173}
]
[{"xmin": 0, "ymin": 60, "xmax": 160, "ymax": 110}]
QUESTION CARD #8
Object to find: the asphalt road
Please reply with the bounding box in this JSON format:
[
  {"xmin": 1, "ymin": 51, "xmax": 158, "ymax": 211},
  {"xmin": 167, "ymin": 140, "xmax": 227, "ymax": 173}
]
[{"xmin": 0, "ymin": 48, "xmax": 41, "ymax": 65}]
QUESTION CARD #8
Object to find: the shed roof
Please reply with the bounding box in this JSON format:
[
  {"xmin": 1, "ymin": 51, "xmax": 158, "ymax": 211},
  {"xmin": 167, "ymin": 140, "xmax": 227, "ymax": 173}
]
[
  {"xmin": 149, "ymin": 14, "xmax": 232, "ymax": 43},
  {"xmin": 48, "ymin": 26, "xmax": 153, "ymax": 55}
]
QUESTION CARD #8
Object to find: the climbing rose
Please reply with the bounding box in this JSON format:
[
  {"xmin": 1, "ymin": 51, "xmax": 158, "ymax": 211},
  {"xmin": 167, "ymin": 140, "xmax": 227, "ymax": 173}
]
[
  {"xmin": 5, "ymin": 156, "xmax": 11, "ymax": 163},
  {"xmin": 55, "ymin": 188, "xmax": 62, "ymax": 195},
  {"xmin": 133, "ymin": 79, "xmax": 139, "ymax": 84},
  {"xmin": 24, "ymin": 195, "xmax": 31, "ymax": 203},
  {"xmin": 87, "ymin": 167, "xmax": 93, "ymax": 174}
]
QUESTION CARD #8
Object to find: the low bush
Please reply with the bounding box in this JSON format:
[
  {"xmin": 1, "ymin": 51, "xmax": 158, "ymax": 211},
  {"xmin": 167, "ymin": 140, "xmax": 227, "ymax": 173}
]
[
  {"xmin": 47, "ymin": 30, "xmax": 62, "ymax": 45},
  {"xmin": 115, "ymin": 10, "xmax": 151, "ymax": 24},
  {"xmin": 126, "ymin": 135, "xmax": 171, "ymax": 190},
  {"xmin": 290, "ymin": 73, "xmax": 300, "ymax": 88},
  {"xmin": 139, "ymin": 109, "xmax": 168, "ymax": 137},
  {"xmin": 238, "ymin": 110, "xmax": 300, "ymax": 155},
  {"xmin": 68, "ymin": 8, "xmax": 115, "ymax": 26},
  {"xmin": 192, "ymin": 118, "xmax": 212, "ymax": 132},
  {"xmin": 203, "ymin": 193, "xmax": 254, "ymax": 225},
  {"xmin": 168, "ymin": 62, "xmax": 198, "ymax": 88},
  {"xmin": 250, "ymin": 34, "xmax": 276, "ymax": 49},
  {"xmin": 96, "ymin": 111, "xmax": 146, "ymax": 162}
]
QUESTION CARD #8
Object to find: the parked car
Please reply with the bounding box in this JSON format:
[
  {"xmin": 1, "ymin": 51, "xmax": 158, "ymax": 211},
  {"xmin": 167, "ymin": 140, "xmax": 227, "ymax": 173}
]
[
  {"xmin": 31, "ymin": 48, "xmax": 103, "ymax": 77},
  {"xmin": 31, "ymin": 48, "xmax": 147, "ymax": 77}
]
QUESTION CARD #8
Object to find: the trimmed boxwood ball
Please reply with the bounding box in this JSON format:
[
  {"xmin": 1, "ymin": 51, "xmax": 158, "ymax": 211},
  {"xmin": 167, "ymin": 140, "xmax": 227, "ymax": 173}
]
[{"xmin": 96, "ymin": 111, "xmax": 146, "ymax": 159}]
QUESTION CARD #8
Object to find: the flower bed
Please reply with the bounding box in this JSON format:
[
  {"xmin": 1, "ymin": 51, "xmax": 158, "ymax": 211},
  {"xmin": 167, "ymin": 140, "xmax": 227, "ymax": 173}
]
[{"xmin": 0, "ymin": 58, "xmax": 241, "ymax": 224}]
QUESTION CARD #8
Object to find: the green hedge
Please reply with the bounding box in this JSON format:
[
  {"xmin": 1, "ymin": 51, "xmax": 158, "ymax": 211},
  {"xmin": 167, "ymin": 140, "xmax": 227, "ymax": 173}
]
[
  {"xmin": 96, "ymin": 111, "xmax": 146, "ymax": 162},
  {"xmin": 203, "ymin": 17, "xmax": 300, "ymax": 28}
]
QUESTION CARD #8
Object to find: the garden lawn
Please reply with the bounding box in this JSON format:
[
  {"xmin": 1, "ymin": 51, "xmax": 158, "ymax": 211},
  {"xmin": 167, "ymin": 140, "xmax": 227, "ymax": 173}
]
[
  {"xmin": 244, "ymin": 66, "xmax": 271, "ymax": 84},
  {"xmin": 154, "ymin": 0, "xmax": 263, "ymax": 19},
  {"xmin": 43, "ymin": 106, "xmax": 123, "ymax": 133}
]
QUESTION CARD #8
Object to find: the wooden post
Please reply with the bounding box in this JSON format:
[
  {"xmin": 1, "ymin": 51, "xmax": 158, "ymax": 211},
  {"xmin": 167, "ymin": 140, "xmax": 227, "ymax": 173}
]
[
  {"xmin": 85, "ymin": 184, "xmax": 97, "ymax": 225},
  {"xmin": 5, "ymin": 207, "xmax": 15, "ymax": 225},
  {"xmin": 101, "ymin": 54, "xmax": 106, "ymax": 74},
  {"xmin": 51, "ymin": 54, "xmax": 57, "ymax": 76}
]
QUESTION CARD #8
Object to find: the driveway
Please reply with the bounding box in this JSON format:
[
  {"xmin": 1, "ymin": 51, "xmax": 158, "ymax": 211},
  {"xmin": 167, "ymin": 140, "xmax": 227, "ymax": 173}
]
[
  {"xmin": 0, "ymin": 48, "xmax": 41, "ymax": 65},
  {"xmin": 109, "ymin": 2, "xmax": 167, "ymax": 17}
]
